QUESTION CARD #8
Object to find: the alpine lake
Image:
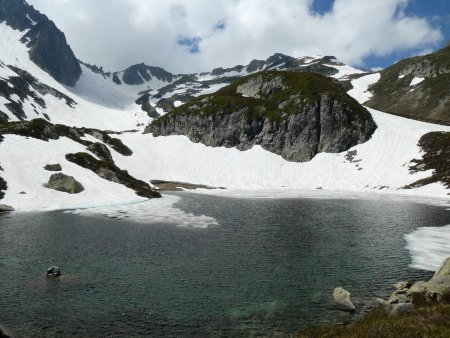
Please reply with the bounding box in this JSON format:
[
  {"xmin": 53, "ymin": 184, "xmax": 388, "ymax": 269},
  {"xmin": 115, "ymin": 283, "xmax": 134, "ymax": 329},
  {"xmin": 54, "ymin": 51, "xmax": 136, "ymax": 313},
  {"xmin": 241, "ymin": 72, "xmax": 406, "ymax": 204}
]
[{"xmin": 1, "ymin": 192, "xmax": 449, "ymax": 337}]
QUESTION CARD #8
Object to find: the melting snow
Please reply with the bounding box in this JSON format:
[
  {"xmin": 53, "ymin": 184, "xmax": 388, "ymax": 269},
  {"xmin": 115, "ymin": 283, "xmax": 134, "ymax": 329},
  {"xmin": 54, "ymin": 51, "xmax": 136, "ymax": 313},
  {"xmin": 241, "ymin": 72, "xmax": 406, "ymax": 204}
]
[{"xmin": 410, "ymin": 77, "xmax": 425, "ymax": 86}]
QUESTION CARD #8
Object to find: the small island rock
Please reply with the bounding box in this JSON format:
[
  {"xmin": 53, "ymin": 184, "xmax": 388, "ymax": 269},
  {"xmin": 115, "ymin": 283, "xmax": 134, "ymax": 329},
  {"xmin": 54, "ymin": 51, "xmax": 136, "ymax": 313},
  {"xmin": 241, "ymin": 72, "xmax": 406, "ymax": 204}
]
[
  {"xmin": 46, "ymin": 266, "xmax": 61, "ymax": 277},
  {"xmin": 0, "ymin": 204, "xmax": 14, "ymax": 212}
]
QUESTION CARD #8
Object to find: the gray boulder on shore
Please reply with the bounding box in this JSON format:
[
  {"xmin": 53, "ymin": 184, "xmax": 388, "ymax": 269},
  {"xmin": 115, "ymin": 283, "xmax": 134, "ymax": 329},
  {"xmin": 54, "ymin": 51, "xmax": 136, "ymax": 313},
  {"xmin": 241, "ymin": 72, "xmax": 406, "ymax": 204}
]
[
  {"xmin": 0, "ymin": 204, "xmax": 14, "ymax": 212},
  {"xmin": 333, "ymin": 287, "xmax": 356, "ymax": 312},
  {"xmin": 47, "ymin": 173, "xmax": 84, "ymax": 194}
]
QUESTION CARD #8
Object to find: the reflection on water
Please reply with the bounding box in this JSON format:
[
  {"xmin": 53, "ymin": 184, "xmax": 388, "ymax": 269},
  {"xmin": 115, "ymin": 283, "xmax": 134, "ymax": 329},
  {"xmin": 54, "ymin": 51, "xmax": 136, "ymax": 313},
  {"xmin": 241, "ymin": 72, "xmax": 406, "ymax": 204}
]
[{"xmin": 0, "ymin": 193, "xmax": 448, "ymax": 337}]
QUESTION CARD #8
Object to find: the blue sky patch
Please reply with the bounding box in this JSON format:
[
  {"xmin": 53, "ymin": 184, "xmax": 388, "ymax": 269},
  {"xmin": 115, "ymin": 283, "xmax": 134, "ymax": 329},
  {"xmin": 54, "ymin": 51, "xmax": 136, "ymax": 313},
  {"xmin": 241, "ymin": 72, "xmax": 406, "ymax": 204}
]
[{"xmin": 177, "ymin": 36, "xmax": 202, "ymax": 54}]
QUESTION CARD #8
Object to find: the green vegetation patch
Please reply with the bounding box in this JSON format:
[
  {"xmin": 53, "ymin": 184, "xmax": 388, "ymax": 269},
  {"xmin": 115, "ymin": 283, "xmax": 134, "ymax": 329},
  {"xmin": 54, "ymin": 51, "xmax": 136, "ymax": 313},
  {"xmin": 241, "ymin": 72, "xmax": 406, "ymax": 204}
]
[
  {"xmin": 151, "ymin": 71, "xmax": 367, "ymax": 126},
  {"xmin": 296, "ymin": 303, "xmax": 450, "ymax": 338},
  {"xmin": 405, "ymin": 131, "xmax": 450, "ymax": 189}
]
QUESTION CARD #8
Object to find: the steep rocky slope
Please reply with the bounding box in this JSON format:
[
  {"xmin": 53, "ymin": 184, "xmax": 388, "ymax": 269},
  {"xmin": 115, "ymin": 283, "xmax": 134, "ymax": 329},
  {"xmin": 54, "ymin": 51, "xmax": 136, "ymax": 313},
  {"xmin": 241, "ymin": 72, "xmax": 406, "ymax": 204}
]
[
  {"xmin": 366, "ymin": 46, "xmax": 450, "ymax": 125},
  {"xmin": 147, "ymin": 72, "xmax": 376, "ymax": 162},
  {"xmin": 0, "ymin": 0, "xmax": 81, "ymax": 86}
]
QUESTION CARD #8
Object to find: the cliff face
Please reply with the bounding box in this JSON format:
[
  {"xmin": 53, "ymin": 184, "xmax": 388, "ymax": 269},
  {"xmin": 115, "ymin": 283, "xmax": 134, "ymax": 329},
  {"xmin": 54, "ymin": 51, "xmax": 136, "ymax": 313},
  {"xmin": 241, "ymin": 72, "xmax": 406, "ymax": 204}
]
[{"xmin": 146, "ymin": 72, "xmax": 377, "ymax": 162}]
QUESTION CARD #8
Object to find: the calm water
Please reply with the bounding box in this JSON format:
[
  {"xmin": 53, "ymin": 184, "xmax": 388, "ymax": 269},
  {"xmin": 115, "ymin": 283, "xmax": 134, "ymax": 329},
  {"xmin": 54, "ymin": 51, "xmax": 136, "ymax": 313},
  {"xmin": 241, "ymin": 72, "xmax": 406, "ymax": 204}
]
[{"xmin": 0, "ymin": 194, "xmax": 449, "ymax": 337}]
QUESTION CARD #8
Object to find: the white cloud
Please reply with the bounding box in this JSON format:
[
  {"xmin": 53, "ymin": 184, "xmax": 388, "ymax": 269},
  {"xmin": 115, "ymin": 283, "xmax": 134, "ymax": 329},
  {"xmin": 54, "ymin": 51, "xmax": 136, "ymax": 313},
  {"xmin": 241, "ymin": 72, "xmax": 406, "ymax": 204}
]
[{"xmin": 27, "ymin": 0, "xmax": 443, "ymax": 73}]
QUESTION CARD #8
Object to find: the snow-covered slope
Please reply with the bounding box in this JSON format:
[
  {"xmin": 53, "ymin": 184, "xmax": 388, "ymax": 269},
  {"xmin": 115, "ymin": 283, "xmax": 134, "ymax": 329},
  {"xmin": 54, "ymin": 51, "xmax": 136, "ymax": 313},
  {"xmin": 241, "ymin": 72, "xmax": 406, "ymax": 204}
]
[{"xmin": 1, "ymin": 11, "xmax": 449, "ymax": 217}]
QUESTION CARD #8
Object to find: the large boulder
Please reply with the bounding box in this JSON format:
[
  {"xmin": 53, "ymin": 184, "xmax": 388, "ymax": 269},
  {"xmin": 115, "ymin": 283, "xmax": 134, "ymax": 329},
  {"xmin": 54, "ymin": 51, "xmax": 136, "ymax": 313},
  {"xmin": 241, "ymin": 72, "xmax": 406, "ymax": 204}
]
[
  {"xmin": 389, "ymin": 302, "xmax": 416, "ymax": 316},
  {"xmin": 333, "ymin": 287, "xmax": 356, "ymax": 312},
  {"xmin": 425, "ymin": 257, "xmax": 450, "ymax": 301},
  {"xmin": 47, "ymin": 173, "xmax": 84, "ymax": 194}
]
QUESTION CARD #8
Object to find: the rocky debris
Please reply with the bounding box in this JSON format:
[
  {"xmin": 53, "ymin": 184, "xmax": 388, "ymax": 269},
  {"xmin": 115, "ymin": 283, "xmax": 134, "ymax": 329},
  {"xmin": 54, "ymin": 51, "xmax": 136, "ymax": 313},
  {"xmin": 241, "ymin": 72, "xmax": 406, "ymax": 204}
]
[
  {"xmin": 43, "ymin": 163, "xmax": 62, "ymax": 171},
  {"xmin": 376, "ymin": 257, "xmax": 450, "ymax": 316},
  {"xmin": 147, "ymin": 72, "xmax": 376, "ymax": 162},
  {"xmin": 0, "ymin": 204, "xmax": 14, "ymax": 212},
  {"xmin": 87, "ymin": 142, "xmax": 113, "ymax": 161},
  {"xmin": 150, "ymin": 179, "xmax": 220, "ymax": 191},
  {"xmin": 333, "ymin": 287, "xmax": 356, "ymax": 312},
  {"xmin": 65, "ymin": 152, "xmax": 161, "ymax": 199},
  {"xmin": 46, "ymin": 266, "xmax": 61, "ymax": 277},
  {"xmin": 47, "ymin": 173, "xmax": 84, "ymax": 194}
]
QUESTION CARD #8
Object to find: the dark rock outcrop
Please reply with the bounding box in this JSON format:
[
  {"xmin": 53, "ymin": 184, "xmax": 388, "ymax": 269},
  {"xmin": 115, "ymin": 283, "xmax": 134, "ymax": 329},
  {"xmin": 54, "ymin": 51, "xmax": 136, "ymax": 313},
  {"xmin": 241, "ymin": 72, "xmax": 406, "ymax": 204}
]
[
  {"xmin": 136, "ymin": 93, "xmax": 160, "ymax": 118},
  {"xmin": 0, "ymin": 119, "xmax": 133, "ymax": 156},
  {"xmin": 87, "ymin": 142, "xmax": 113, "ymax": 161},
  {"xmin": 0, "ymin": 0, "xmax": 81, "ymax": 86},
  {"xmin": 47, "ymin": 173, "xmax": 84, "ymax": 194},
  {"xmin": 43, "ymin": 163, "xmax": 62, "ymax": 171},
  {"xmin": 120, "ymin": 63, "xmax": 174, "ymax": 85},
  {"xmin": 147, "ymin": 72, "xmax": 376, "ymax": 162},
  {"xmin": 65, "ymin": 152, "xmax": 161, "ymax": 199}
]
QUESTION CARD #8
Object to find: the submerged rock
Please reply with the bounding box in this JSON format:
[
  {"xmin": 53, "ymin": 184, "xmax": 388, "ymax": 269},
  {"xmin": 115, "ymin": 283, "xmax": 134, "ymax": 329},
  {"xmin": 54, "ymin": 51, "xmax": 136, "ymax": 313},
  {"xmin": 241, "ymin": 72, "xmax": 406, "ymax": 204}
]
[
  {"xmin": 333, "ymin": 287, "xmax": 356, "ymax": 312},
  {"xmin": 43, "ymin": 163, "xmax": 62, "ymax": 171},
  {"xmin": 46, "ymin": 266, "xmax": 61, "ymax": 277},
  {"xmin": 47, "ymin": 173, "xmax": 84, "ymax": 194}
]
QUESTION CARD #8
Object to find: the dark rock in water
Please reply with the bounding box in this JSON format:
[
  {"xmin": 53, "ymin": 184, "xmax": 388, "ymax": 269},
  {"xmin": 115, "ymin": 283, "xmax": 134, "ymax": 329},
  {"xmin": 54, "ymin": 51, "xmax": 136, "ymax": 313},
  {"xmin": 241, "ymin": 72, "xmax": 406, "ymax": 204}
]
[
  {"xmin": 43, "ymin": 163, "xmax": 62, "ymax": 171},
  {"xmin": 47, "ymin": 173, "xmax": 84, "ymax": 194},
  {"xmin": 87, "ymin": 142, "xmax": 113, "ymax": 161},
  {"xmin": 46, "ymin": 266, "xmax": 61, "ymax": 277},
  {"xmin": 147, "ymin": 72, "xmax": 376, "ymax": 162},
  {"xmin": 0, "ymin": 204, "xmax": 14, "ymax": 212}
]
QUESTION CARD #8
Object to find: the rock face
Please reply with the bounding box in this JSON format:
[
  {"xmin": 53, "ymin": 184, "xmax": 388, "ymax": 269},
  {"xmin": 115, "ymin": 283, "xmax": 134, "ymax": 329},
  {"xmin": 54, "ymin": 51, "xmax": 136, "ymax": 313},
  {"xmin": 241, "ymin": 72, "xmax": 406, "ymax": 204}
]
[
  {"xmin": 333, "ymin": 287, "xmax": 356, "ymax": 311},
  {"xmin": 147, "ymin": 72, "xmax": 376, "ymax": 162},
  {"xmin": 0, "ymin": 0, "xmax": 81, "ymax": 86},
  {"xmin": 46, "ymin": 266, "xmax": 61, "ymax": 277},
  {"xmin": 43, "ymin": 163, "xmax": 62, "ymax": 171},
  {"xmin": 47, "ymin": 173, "xmax": 84, "ymax": 194},
  {"xmin": 120, "ymin": 63, "xmax": 174, "ymax": 85}
]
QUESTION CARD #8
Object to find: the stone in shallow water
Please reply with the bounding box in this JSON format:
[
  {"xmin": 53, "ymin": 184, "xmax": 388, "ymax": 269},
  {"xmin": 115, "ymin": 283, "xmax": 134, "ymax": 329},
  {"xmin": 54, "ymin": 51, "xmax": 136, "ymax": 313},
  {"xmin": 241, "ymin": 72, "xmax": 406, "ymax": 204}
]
[
  {"xmin": 46, "ymin": 266, "xmax": 61, "ymax": 277},
  {"xmin": 0, "ymin": 204, "xmax": 14, "ymax": 212},
  {"xmin": 333, "ymin": 287, "xmax": 356, "ymax": 312}
]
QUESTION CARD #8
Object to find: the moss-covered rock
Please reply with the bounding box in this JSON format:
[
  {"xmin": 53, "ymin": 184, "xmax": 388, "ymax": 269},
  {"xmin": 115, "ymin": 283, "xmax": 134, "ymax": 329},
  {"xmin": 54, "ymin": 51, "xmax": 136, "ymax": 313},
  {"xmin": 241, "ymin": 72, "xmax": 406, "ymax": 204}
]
[{"xmin": 147, "ymin": 72, "xmax": 376, "ymax": 162}]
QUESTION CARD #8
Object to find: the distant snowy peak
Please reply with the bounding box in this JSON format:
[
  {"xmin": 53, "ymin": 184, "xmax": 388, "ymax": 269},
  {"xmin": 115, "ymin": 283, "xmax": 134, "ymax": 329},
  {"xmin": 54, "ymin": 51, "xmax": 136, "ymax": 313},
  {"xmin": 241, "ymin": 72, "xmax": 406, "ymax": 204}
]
[{"xmin": 0, "ymin": 0, "xmax": 81, "ymax": 86}]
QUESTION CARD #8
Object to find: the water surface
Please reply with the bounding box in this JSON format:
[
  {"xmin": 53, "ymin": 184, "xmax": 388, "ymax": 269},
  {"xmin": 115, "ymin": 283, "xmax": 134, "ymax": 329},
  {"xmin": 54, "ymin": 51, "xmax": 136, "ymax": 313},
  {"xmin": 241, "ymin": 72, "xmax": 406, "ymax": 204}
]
[{"xmin": 0, "ymin": 193, "xmax": 449, "ymax": 337}]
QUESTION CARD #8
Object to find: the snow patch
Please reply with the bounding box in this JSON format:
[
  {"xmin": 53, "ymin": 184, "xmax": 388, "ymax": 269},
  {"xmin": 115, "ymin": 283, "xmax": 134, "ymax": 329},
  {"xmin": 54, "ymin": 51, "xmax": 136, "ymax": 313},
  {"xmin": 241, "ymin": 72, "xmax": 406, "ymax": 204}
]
[
  {"xmin": 398, "ymin": 74, "xmax": 405, "ymax": 79},
  {"xmin": 67, "ymin": 194, "xmax": 219, "ymax": 228},
  {"xmin": 410, "ymin": 77, "xmax": 425, "ymax": 86},
  {"xmin": 348, "ymin": 73, "xmax": 381, "ymax": 104},
  {"xmin": 405, "ymin": 224, "xmax": 450, "ymax": 271}
]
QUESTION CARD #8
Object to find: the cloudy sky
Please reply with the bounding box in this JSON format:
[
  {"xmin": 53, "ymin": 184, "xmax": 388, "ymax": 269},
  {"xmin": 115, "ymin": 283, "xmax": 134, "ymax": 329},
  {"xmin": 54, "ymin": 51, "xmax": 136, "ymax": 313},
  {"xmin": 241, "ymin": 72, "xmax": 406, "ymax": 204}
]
[{"xmin": 27, "ymin": 0, "xmax": 449, "ymax": 73}]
